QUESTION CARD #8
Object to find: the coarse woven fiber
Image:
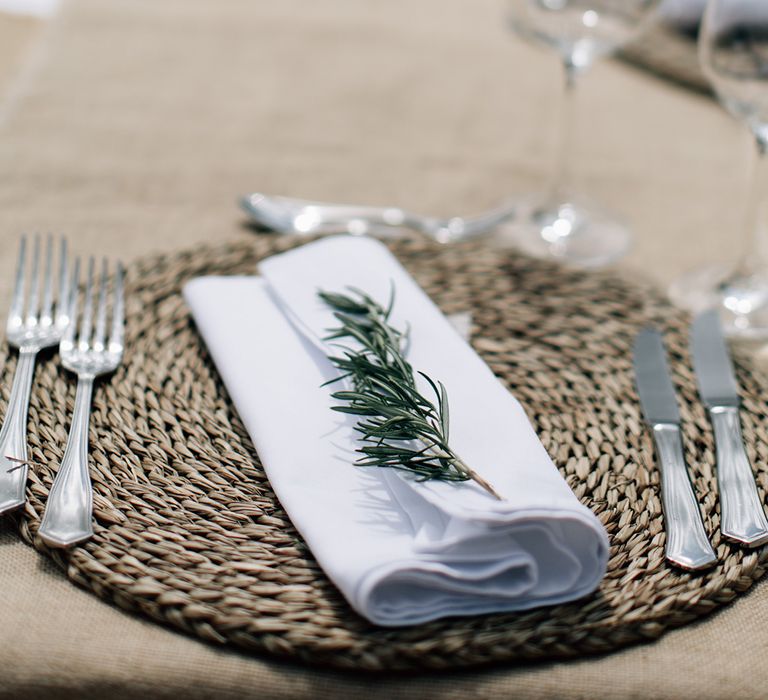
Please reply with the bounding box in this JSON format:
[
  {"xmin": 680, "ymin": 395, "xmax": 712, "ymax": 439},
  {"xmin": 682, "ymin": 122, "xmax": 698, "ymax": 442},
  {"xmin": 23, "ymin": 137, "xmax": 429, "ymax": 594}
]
[{"xmin": 3, "ymin": 235, "xmax": 768, "ymax": 671}]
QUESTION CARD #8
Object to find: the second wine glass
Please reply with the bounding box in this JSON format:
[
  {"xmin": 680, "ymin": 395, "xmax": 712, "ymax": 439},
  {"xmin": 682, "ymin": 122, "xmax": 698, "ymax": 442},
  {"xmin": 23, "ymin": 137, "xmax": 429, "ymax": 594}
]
[
  {"xmin": 505, "ymin": 0, "xmax": 660, "ymax": 268},
  {"xmin": 669, "ymin": 0, "xmax": 768, "ymax": 338}
]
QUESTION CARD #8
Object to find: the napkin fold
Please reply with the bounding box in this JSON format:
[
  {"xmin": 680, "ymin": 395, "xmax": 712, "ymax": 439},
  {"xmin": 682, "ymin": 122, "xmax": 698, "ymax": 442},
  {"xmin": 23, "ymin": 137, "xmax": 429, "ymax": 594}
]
[{"xmin": 183, "ymin": 236, "xmax": 608, "ymax": 626}]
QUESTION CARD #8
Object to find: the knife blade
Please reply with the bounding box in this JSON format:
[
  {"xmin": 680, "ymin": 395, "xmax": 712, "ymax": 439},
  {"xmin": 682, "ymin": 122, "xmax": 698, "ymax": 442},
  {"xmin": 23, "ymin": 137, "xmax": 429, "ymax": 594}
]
[
  {"xmin": 690, "ymin": 310, "xmax": 768, "ymax": 546},
  {"xmin": 633, "ymin": 328, "xmax": 681, "ymax": 425},
  {"xmin": 633, "ymin": 328, "xmax": 717, "ymax": 570},
  {"xmin": 691, "ymin": 309, "xmax": 740, "ymax": 408}
]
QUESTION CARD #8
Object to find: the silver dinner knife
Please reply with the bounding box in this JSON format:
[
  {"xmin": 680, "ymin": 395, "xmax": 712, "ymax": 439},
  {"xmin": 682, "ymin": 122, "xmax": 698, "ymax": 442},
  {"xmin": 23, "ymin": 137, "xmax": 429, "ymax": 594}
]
[
  {"xmin": 633, "ymin": 328, "xmax": 717, "ymax": 570},
  {"xmin": 690, "ymin": 309, "xmax": 768, "ymax": 547}
]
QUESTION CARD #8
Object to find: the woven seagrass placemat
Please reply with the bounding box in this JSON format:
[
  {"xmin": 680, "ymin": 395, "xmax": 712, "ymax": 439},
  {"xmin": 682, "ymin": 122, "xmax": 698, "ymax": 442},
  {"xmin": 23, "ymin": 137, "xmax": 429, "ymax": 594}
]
[
  {"xmin": 621, "ymin": 23, "xmax": 709, "ymax": 93},
  {"xmin": 4, "ymin": 235, "xmax": 768, "ymax": 671}
]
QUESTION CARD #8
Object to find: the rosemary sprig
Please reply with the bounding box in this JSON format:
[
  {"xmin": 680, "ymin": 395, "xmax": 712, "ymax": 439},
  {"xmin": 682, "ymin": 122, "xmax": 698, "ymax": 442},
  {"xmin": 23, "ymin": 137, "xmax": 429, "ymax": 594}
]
[{"xmin": 319, "ymin": 287, "xmax": 502, "ymax": 500}]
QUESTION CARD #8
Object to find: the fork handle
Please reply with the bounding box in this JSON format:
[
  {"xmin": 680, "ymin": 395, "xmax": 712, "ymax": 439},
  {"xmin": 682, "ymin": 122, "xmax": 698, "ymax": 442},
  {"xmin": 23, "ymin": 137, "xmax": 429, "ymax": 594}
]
[
  {"xmin": 0, "ymin": 349, "xmax": 38, "ymax": 514},
  {"xmin": 39, "ymin": 375, "xmax": 94, "ymax": 547}
]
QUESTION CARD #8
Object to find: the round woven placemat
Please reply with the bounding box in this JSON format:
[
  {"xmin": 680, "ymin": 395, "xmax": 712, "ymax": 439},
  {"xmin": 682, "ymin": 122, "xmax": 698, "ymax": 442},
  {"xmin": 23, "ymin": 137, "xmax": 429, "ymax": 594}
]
[{"xmin": 5, "ymin": 235, "xmax": 768, "ymax": 670}]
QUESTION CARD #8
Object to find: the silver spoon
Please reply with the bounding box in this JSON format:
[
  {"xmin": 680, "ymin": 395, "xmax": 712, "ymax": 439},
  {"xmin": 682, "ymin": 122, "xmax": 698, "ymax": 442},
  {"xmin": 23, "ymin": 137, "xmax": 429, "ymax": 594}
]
[{"xmin": 240, "ymin": 193, "xmax": 516, "ymax": 244}]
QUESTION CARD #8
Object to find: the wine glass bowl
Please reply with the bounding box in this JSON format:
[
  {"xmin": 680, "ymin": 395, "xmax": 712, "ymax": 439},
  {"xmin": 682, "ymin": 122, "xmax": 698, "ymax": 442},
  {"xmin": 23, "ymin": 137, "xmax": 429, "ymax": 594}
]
[
  {"xmin": 700, "ymin": 4, "xmax": 768, "ymax": 136},
  {"xmin": 503, "ymin": 0, "xmax": 661, "ymax": 268},
  {"xmin": 508, "ymin": 0, "xmax": 658, "ymax": 69}
]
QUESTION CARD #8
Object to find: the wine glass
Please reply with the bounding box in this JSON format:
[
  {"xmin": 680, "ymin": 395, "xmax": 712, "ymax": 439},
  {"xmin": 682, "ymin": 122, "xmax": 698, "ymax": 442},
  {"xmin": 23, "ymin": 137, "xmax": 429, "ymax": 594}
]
[
  {"xmin": 504, "ymin": 0, "xmax": 661, "ymax": 268},
  {"xmin": 669, "ymin": 0, "xmax": 768, "ymax": 338}
]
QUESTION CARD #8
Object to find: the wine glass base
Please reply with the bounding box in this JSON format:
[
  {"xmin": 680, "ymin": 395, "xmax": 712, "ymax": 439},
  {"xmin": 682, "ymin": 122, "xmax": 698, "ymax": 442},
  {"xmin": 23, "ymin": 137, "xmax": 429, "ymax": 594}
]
[
  {"xmin": 668, "ymin": 264, "xmax": 768, "ymax": 340},
  {"xmin": 495, "ymin": 197, "xmax": 631, "ymax": 268}
]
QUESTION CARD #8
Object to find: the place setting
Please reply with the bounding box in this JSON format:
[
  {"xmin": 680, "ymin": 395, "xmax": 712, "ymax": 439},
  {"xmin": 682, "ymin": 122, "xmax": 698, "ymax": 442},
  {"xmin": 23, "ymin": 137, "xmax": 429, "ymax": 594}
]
[
  {"xmin": 3, "ymin": 0, "xmax": 768, "ymax": 681},
  {"xmin": 0, "ymin": 221, "xmax": 763, "ymax": 670}
]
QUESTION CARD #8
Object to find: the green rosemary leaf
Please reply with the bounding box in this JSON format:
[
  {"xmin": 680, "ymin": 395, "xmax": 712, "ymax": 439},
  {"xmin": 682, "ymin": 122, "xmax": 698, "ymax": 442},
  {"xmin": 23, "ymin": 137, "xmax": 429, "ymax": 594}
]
[
  {"xmin": 439, "ymin": 380, "xmax": 450, "ymax": 443},
  {"xmin": 331, "ymin": 405, "xmax": 381, "ymax": 416},
  {"xmin": 359, "ymin": 446, "xmax": 421, "ymax": 458},
  {"xmin": 319, "ymin": 287, "xmax": 502, "ymax": 500},
  {"xmin": 331, "ymin": 390, "xmax": 375, "ymax": 402},
  {"xmin": 318, "ymin": 291, "xmax": 369, "ymax": 314}
]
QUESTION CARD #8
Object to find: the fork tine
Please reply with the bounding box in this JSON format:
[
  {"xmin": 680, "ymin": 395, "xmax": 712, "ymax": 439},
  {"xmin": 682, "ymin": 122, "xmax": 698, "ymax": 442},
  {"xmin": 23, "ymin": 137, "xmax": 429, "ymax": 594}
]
[
  {"xmin": 109, "ymin": 262, "xmax": 125, "ymax": 352},
  {"xmin": 64, "ymin": 257, "xmax": 81, "ymax": 346},
  {"xmin": 55, "ymin": 237, "xmax": 69, "ymax": 325},
  {"xmin": 25, "ymin": 235, "xmax": 41, "ymax": 325},
  {"xmin": 93, "ymin": 258, "xmax": 109, "ymax": 350},
  {"xmin": 78, "ymin": 257, "xmax": 95, "ymax": 349},
  {"xmin": 9, "ymin": 236, "xmax": 27, "ymax": 325},
  {"xmin": 40, "ymin": 234, "xmax": 54, "ymax": 325}
]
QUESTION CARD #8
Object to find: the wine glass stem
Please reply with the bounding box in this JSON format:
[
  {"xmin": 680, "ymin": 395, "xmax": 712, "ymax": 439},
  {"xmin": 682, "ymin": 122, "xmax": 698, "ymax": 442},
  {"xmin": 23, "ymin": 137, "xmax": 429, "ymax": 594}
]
[
  {"xmin": 733, "ymin": 133, "xmax": 768, "ymax": 278},
  {"xmin": 551, "ymin": 60, "xmax": 582, "ymax": 206}
]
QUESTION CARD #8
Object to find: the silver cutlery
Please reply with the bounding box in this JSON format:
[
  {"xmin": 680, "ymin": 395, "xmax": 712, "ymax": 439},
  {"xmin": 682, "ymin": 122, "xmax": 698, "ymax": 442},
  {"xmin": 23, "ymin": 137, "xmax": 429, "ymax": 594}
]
[
  {"xmin": 0, "ymin": 236, "xmax": 71, "ymax": 514},
  {"xmin": 633, "ymin": 328, "xmax": 717, "ymax": 571},
  {"xmin": 690, "ymin": 309, "xmax": 768, "ymax": 547},
  {"xmin": 240, "ymin": 192, "xmax": 517, "ymax": 244},
  {"xmin": 38, "ymin": 258, "xmax": 124, "ymax": 548}
]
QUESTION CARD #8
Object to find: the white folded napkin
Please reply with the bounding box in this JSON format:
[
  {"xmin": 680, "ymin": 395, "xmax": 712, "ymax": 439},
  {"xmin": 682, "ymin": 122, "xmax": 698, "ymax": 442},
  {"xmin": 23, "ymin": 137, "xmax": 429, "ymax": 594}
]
[{"xmin": 183, "ymin": 236, "xmax": 608, "ymax": 626}]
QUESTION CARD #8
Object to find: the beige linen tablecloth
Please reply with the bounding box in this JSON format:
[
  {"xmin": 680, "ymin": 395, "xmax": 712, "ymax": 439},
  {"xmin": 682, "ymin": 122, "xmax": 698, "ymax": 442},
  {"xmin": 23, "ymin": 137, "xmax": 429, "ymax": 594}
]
[{"xmin": 0, "ymin": 1, "xmax": 762, "ymax": 697}]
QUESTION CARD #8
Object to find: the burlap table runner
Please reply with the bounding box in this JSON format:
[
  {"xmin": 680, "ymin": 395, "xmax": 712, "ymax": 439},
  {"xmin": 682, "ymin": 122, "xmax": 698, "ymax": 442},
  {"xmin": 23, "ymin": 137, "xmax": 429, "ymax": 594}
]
[{"xmin": 0, "ymin": 0, "xmax": 763, "ymax": 698}]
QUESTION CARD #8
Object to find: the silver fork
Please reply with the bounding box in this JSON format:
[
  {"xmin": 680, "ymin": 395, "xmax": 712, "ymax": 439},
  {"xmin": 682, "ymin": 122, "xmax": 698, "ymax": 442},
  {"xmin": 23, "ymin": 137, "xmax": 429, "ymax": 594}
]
[
  {"xmin": 0, "ymin": 236, "xmax": 71, "ymax": 514},
  {"xmin": 38, "ymin": 257, "xmax": 124, "ymax": 548}
]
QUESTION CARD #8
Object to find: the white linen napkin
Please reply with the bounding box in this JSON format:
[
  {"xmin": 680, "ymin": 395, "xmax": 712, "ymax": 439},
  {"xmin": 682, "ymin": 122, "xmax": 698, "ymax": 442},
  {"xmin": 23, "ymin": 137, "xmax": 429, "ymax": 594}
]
[{"xmin": 183, "ymin": 236, "xmax": 609, "ymax": 626}]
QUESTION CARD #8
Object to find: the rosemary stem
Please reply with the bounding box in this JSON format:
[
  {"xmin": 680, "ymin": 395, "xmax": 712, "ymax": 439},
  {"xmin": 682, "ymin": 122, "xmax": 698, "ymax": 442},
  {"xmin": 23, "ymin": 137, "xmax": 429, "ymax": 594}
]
[
  {"xmin": 452, "ymin": 454, "xmax": 504, "ymax": 501},
  {"xmin": 420, "ymin": 441, "xmax": 503, "ymax": 500}
]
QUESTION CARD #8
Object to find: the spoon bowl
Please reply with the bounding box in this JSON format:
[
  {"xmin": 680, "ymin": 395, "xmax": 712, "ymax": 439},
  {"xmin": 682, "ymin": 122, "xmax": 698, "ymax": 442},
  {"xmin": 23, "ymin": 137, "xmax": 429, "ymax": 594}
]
[{"xmin": 240, "ymin": 193, "xmax": 516, "ymax": 244}]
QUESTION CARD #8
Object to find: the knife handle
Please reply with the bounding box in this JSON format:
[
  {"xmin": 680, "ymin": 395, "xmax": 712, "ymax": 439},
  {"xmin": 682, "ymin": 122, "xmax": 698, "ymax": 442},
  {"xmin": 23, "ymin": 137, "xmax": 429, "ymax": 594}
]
[
  {"xmin": 709, "ymin": 406, "xmax": 768, "ymax": 547},
  {"xmin": 652, "ymin": 424, "xmax": 717, "ymax": 570}
]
